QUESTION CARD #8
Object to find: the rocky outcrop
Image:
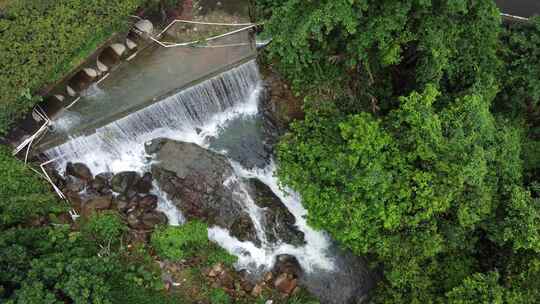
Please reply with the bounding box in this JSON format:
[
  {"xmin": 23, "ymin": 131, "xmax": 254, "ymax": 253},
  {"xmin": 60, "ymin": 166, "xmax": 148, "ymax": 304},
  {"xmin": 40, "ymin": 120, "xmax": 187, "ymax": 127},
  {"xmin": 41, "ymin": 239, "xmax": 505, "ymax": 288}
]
[
  {"xmin": 260, "ymin": 68, "xmax": 304, "ymax": 131},
  {"xmin": 148, "ymin": 138, "xmax": 260, "ymax": 245},
  {"xmin": 245, "ymin": 178, "xmax": 305, "ymax": 247},
  {"xmin": 148, "ymin": 138, "xmax": 306, "ymax": 248}
]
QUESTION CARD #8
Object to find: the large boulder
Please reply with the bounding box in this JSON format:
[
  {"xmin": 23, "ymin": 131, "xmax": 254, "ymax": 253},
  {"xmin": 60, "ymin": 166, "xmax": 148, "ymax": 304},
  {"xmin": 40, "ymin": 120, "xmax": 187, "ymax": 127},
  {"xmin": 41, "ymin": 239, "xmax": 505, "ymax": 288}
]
[
  {"xmin": 66, "ymin": 162, "xmax": 93, "ymax": 181},
  {"xmin": 135, "ymin": 172, "xmax": 153, "ymax": 193},
  {"xmin": 82, "ymin": 194, "xmax": 113, "ymax": 216},
  {"xmin": 111, "ymin": 171, "xmax": 139, "ymax": 194},
  {"xmin": 148, "ymin": 138, "xmax": 260, "ymax": 245}
]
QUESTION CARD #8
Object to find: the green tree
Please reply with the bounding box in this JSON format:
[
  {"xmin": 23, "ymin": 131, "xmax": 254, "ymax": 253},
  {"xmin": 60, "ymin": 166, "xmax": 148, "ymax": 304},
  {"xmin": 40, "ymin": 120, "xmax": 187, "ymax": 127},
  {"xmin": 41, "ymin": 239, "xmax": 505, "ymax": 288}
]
[
  {"xmin": 259, "ymin": 0, "xmax": 500, "ymax": 110},
  {"xmin": 262, "ymin": 1, "xmax": 540, "ymax": 302}
]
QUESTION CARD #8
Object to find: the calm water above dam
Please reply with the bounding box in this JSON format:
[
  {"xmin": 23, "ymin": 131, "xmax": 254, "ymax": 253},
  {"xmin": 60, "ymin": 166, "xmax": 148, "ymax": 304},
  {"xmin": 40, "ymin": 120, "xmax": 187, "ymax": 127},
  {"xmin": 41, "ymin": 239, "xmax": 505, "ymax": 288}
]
[{"xmin": 39, "ymin": 30, "xmax": 255, "ymax": 150}]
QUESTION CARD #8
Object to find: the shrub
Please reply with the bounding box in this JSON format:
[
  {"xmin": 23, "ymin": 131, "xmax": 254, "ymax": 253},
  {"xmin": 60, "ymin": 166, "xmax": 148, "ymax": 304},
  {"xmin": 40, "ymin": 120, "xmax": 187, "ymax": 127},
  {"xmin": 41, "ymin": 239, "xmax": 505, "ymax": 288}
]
[
  {"xmin": 0, "ymin": 145, "xmax": 64, "ymax": 228},
  {"xmin": 209, "ymin": 288, "xmax": 231, "ymax": 304},
  {"xmin": 151, "ymin": 221, "xmax": 238, "ymax": 266},
  {"xmin": 151, "ymin": 221, "xmax": 210, "ymax": 260},
  {"xmin": 81, "ymin": 211, "xmax": 126, "ymax": 246}
]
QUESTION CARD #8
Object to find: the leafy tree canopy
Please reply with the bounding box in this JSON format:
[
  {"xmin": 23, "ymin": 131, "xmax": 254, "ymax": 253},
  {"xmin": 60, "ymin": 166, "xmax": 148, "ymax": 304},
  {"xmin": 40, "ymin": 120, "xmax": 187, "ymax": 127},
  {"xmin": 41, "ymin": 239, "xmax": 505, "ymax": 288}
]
[{"xmin": 258, "ymin": 0, "xmax": 540, "ymax": 302}]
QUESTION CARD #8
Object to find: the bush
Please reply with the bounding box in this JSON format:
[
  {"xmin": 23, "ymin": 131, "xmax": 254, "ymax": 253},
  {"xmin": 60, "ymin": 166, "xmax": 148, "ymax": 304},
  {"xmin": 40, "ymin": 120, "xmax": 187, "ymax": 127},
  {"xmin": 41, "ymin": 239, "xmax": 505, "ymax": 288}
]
[
  {"xmin": 209, "ymin": 288, "xmax": 231, "ymax": 304},
  {"xmin": 0, "ymin": 146, "xmax": 64, "ymax": 228},
  {"xmin": 81, "ymin": 211, "xmax": 126, "ymax": 246},
  {"xmin": 0, "ymin": 0, "xmax": 145, "ymax": 134},
  {"xmin": 151, "ymin": 221, "xmax": 238, "ymax": 266},
  {"xmin": 151, "ymin": 221, "xmax": 210, "ymax": 260}
]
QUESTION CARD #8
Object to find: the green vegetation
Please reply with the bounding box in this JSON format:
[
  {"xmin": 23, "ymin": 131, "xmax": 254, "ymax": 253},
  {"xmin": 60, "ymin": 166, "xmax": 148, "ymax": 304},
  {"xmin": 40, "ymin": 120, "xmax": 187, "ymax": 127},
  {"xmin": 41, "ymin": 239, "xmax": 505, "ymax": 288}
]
[
  {"xmin": 0, "ymin": 146, "xmax": 176, "ymax": 303},
  {"xmin": 257, "ymin": 0, "xmax": 540, "ymax": 302},
  {"xmin": 209, "ymin": 288, "xmax": 232, "ymax": 304},
  {"xmin": 151, "ymin": 221, "xmax": 237, "ymax": 266},
  {"xmin": 152, "ymin": 220, "xmax": 209, "ymax": 260},
  {"xmin": 81, "ymin": 211, "xmax": 126, "ymax": 246},
  {"xmin": 0, "ymin": 0, "xmax": 145, "ymax": 134}
]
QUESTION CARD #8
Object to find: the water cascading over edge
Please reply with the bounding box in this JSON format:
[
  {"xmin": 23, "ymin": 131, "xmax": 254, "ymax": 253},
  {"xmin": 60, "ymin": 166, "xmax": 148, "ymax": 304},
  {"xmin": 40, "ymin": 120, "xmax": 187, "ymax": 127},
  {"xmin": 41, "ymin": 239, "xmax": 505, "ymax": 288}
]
[
  {"xmin": 45, "ymin": 60, "xmax": 261, "ymax": 173},
  {"xmin": 41, "ymin": 60, "xmax": 371, "ymax": 304}
]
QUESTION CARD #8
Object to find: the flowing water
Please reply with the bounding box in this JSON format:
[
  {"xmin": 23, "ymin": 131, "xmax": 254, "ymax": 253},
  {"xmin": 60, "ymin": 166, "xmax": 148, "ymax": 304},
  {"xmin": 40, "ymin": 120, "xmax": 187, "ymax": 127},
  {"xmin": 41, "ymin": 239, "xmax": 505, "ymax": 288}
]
[{"xmin": 44, "ymin": 60, "xmax": 371, "ymax": 303}]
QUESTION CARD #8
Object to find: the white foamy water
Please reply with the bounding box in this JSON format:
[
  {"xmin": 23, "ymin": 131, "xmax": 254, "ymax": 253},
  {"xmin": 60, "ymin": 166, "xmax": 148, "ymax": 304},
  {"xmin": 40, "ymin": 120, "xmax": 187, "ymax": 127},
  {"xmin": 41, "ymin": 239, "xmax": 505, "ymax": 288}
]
[
  {"xmin": 209, "ymin": 161, "xmax": 335, "ymax": 273},
  {"xmin": 44, "ymin": 60, "xmax": 335, "ymax": 275}
]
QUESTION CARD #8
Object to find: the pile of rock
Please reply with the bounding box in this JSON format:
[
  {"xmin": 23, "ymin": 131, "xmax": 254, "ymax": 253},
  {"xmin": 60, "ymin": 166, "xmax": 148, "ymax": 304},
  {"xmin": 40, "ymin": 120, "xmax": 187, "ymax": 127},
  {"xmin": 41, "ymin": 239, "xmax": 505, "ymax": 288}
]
[
  {"xmin": 250, "ymin": 254, "xmax": 302, "ymax": 298},
  {"xmin": 206, "ymin": 254, "xmax": 302, "ymax": 300},
  {"xmin": 52, "ymin": 162, "xmax": 168, "ymax": 236},
  {"xmin": 159, "ymin": 254, "xmax": 303, "ymax": 302}
]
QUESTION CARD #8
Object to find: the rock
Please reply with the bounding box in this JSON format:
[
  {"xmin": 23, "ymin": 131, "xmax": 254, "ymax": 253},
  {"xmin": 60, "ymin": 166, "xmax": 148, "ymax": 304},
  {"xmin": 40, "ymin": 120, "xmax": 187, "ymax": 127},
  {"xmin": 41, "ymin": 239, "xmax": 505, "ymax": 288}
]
[
  {"xmin": 126, "ymin": 38, "xmax": 137, "ymax": 50},
  {"xmin": 111, "ymin": 171, "xmax": 139, "ymax": 194},
  {"xmin": 145, "ymin": 137, "xmax": 169, "ymax": 154},
  {"xmin": 83, "ymin": 195, "xmax": 112, "ymax": 216},
  {"xmin": 66, "ymin": 85, "xmax": 77, "ymax": 97},
  {"xmin": 219, "ymin": 271, "xmax": 235, "ymax": 290},
  {"xmin": 115, "ymin": 199, "xmax": 129, "ymax": 213},
  {"xmin": 65, "ymin": 190, "xmax": 83, "ymax": 212},
  {"xmin": 126, "ymin": 200, "xmax": 140, "ymax": 213},
  {"xmin": 246, "ymin": 178, "xmax": 305, "ymax": 246},
  {"xmin": 127, "ymin": 213, "xmax": 143, "ymax": 229},
  {"xmin": 110, "ymin": 43, "xmax": 126, "ymax": 57},
  {"xmin": 83, "ymin": 67, "xmax": 98, "ymax": 79},
  {"xmin": 96, "ymin": 172, "xmax": 113, "ymax": 182},
  {"xmin": 54, "ymin": 94, "xmax": 66, "ymax": 101},
  {"xmin": 90, "ymin": 176, "xmax": 107, "ymax": 193},
  {"xmin": 150, "ymin": 139, "xmax": 259, "ymax": 244},
  {"xmin": 209, "ymin": 263, "xmax": 225, "ymax": 278},
  {"xmin": 274, "ymin": 273, "xmax": 297, "ymax": 295},
  {"xmin": 64, "ymin": 176, "xmax": 86, "ymax": 193},
  {"xmin": 96, "ymin": 59, "xmax": 108, "ymax": 73},
  {"xmin": 49, "ymin": 170, "xmax": 66, "ymax": 189},
  {"xmin": 240, "ymin": 280, "xmax": 254, "ymax": 293},
  {"xmin": 138, "ymin": 194, "xmax": 158, "ymax": 211},
  {"xmin": 126, "ymin": 189, "xmax": 139, "ymax": 200},
  {"xmin": 251, "ymin": 283, "xmax": 264, "ymax": 297},
  {"xmin": 273, "ymin": 254, "xmax": 302, "ymax": 278},
  {"xmin": 92, "ymin": 172, "xmax": 112, "ymax": 193},
  {"xmin": 66, "ymin": 162, "xmax": 93, "ymax": 181},
  {"xmin": 263, "ymin": 272, "xmax": 273, "ymax": 283},
  {"xmin": 260, "ymin": 72, "xmax": 303, "ymax": 130},
  {"xmin": 141, "ymin": 211, "xmax": 168, "ymax": 229},
  {"xmin": 135, "ymin": 172, "xmax": 153, "ymax": 193},
  {"xmin": 134, "ymin": 19, "xmax": 154, "ymax": 35},
  {"xmin": 230, "ymin": 214, "xmax": 259, "ymax": 244}
]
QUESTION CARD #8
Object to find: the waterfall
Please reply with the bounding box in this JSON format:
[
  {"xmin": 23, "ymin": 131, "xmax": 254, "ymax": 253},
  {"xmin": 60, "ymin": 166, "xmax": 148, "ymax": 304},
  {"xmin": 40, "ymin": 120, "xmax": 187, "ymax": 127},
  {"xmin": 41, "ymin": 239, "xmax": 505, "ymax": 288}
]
[
  {"xmin": 45, "ymin": 60, "xmax": 261, "ymax": 173},
  {"xmin": 42, "ymin": 60, "xmax": 368, "ymax": 303}
]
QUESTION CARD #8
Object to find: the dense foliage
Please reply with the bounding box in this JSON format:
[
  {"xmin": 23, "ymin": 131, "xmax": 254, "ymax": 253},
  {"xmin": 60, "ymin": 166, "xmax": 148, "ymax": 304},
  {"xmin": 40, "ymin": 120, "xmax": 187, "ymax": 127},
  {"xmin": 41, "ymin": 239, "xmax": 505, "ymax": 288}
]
[
  {"xmin": 258, "ymin": 0, "xmax": 540, "ymax": 302},
  {"xmin": 151, "ymin": 221, "xmax": 238, "ymax": 266},
  {"xmin": 0, "ymin": 0, "xmax": 145, "ymax": 135},
  {"xmin": 0, "ymin": 146, "xmax": 169, "ymax": 303}
]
